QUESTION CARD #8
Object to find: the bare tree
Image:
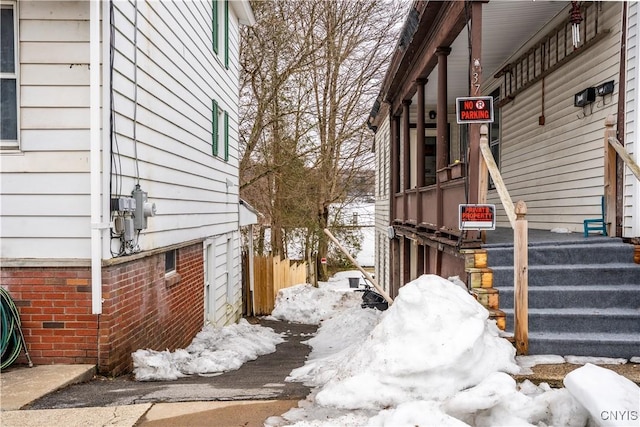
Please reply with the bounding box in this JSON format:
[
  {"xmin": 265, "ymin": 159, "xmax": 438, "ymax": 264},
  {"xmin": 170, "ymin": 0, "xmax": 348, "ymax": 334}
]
[
  {"xmin": 239, "ymin": 0, "xmax": 322, "ymax": 256},
  {"xmin": 307, "ymin": 0, "xmax": 402, "ymax": 279},
  {"xmin": 239, "ymin": 0, "xmax": 403, "ymax": 273}
]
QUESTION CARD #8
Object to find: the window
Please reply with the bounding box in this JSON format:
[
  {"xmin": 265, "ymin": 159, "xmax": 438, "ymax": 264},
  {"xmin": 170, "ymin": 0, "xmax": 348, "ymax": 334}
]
[
  {"xmin": 488, "ymin": 88, "xmax": 501, "ymax": 190},
  {"xmin": 1, "ymin": 3, "xmax": 18, "ymax": 149},
  {"xmin": 223, "ymin": 110, "xmax": 229, "ymax": 161},
  {"xmin": 212, "ymin": 0, "xmax": 229, "ymax": 69},
  {"xmin": 165, "ymin": 249, "xmax": 176, "ymax": 274},
  {"xmin": 212, "ymin": 99, "xmax": 229, "ymax": 161},
  {"xmin": 212, "ymin": 100, "xmax": 219, "ymax": 156}
]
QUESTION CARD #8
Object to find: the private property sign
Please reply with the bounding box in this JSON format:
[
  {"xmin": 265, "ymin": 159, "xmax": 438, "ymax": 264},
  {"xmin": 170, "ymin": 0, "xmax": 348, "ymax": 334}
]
[
  {"xmin": 459, "ymin": 204, "xmax": 496, "ymax": 230},
  {"xmin": 456, "ymin": 96, "xmax": 494, "ymax": 124}
]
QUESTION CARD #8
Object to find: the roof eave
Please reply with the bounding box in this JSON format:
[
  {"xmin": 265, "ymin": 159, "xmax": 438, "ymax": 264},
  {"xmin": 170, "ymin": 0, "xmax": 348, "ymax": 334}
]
[{"xmin": 231, "ymin": 0, "xmax": 256, "ymax": 26}]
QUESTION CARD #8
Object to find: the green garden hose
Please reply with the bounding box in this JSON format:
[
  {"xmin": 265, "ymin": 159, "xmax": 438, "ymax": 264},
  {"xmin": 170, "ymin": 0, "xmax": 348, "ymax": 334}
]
[{"xmin": 1, "ymin": 287, "xmax": 33, "ymax": 369}]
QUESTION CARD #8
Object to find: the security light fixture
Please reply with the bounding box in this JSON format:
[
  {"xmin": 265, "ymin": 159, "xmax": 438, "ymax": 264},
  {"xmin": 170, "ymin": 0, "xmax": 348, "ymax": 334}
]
[{"xmin": 574, "ymin": 87, "xmax": 595, "ymax": 108}]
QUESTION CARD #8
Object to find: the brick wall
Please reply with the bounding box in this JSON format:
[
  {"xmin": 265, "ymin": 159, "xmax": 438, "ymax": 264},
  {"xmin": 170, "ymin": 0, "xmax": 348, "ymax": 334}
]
[
  {"xmin": 0, "ymin": 267, "xmax": 97, "ymax": 365},
  {"xmin": 99, "ymin": 243, "xmax": 205, "ymax": 376},
  {"xmin": 1, "ymin": 242, "xmax": 205, "ymax": 376}
]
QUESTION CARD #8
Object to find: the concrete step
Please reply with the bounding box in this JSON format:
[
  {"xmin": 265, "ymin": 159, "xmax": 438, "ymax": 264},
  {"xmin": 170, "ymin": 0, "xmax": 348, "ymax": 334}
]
[
  {"xmin": 502, "ymin": 307, "xmax": 640, "ymax": 334},
  {"xmin": 495, "ymin": 284, "xmax": 640, "ymax": 309},
  {"xmin": 491, "ymin": 263, "xmax": 640, "ymax": 288},
  {"xmin": 526, "ymin": 331, "xmax": 640, "ymax": 359},
  {"xmin": 487, "ymin": 242, "xmax": 635, "ymax": 266}
]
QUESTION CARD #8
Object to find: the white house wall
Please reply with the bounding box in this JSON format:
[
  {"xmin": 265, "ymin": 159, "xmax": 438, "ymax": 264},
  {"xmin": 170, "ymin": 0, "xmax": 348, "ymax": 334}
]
[
  {"xmin": 0, "ymin": 1, "xmax": 91, "ymax": 259},
  {"xmin": 110, "ymin": 0, "xmax": 241, "ymax": 252},
  {"xmin": 625, "ymin": 1, "xmax": 640, "ymax": 238},
  {"xmin": 374, "ymin": 114, "xmax": 390, "ymax": 293},
  {"xmin": 486, "ymin": 1, "xmax": 623, "ymax": 232},
  {"xmin": 1, "ymin": 1, "xmax": 246, "ymax": 262}
]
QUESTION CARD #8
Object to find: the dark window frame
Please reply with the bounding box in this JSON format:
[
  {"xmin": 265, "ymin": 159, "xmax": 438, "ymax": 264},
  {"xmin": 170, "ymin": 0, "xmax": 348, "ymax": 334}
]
[
  {"xmin": 165, "ymin": 249, "xmax": 176, "ymax": 274},
  {"xmin": 1, "ymin": 2, "xmax": 18, "ymax": 148}
]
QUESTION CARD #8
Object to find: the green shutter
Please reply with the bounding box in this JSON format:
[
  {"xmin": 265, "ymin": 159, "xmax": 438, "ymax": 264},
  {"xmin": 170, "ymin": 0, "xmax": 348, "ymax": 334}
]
[
  {"xmin": 212, "ymin": 1, "xmax": 218, "ymax": 54},
  {"xmin": 224, "ymin": 111, "xmax": 229, "ymax": 161},
  {"xmin": 212, "ymin": 100, "xmax": 219, "ymax": 156},
  {"xmin": 224, "ymin": 0, "xmax": 229, "ymax": 69}
]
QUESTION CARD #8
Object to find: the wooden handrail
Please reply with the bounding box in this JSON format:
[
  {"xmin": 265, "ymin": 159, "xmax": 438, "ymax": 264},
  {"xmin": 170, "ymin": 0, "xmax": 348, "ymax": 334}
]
[
  {"xmin": 478, "ymin": 124, "xmax": 528, "ymax": 355},
  {"xmin": 607, "ymin": 136, "xmax": 640, "ymax": 181},
  {"xmin": 513, "ymin": 201, "xmax": 529, "ymax": 355},
  {"xmin": 604, "ymin": 115, "xmax": 640, "ymax": 237},
  {"xmin": 479, "ymin": 125, "xmax": 516, "ymax": 229}
]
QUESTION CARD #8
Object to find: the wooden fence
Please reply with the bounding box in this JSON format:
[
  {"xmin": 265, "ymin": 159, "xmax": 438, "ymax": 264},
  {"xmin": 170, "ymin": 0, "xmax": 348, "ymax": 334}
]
[{"xmin": 252, "ymin": 255, "xmax": 308, "ymax": 315}]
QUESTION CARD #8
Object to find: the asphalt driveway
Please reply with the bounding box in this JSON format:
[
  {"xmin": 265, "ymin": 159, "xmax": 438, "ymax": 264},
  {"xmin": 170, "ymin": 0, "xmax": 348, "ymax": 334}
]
[{"xmin": 26, "ymin": 319, "xmax": 317, "ymax": 410}]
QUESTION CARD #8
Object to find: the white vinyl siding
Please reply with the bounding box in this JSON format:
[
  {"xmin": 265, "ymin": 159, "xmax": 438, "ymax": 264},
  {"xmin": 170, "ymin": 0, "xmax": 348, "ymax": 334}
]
[
  {"xmin": 624, "ymin": 1, "xmax": 640, "ymax": 237},
  {"xmin": 109, "ymin": 0, "xmax": 242, "ymax": 252},
  {"xmin": 0, "ymin": 1, "xmax": 91, "ymax": 258},
  {"xmin": 486, "ymin": 1, "xmax": 623, "ymax": 232},
  {"xmin": 374, "ymin": 115, "xmax": 391, "ymax": 293},
  {"xmin": 0, "ymin": 0, "xmax": 246, "ymax": 261}
]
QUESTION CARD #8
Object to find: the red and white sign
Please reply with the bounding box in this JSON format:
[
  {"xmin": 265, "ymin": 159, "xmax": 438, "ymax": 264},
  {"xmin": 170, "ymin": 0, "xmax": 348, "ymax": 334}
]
[
  {"xmin": 459, "ymin": 204, "xmax": 496, "ymax": 230},
  {"xmin": 320, "ymin": 257, "xmax": 327, "ymax": 264},
  {"xmin": 456, "ymin": 96, "xmax": 494, "ymax": 124}
]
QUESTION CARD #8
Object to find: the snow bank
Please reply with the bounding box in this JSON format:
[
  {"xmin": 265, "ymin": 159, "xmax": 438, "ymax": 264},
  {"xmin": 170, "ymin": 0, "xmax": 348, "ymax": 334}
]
[
  {"xmin": 273, "ymin": 274, "xmax": 616, "ymax": 426},
  {"xmin": 132, "ymin": 319, "xmax": 284, "ymax": 381},
  {"xmin": 564, "ymin": 363, "xmax": 640, "ymax": 426},
  {"xmin": 313, "ymin": 275, "xmax": 519, "ymax": 410},
  {"xmin": 270, "ymin": 283, "xmax": 355, "ymax": 325}
]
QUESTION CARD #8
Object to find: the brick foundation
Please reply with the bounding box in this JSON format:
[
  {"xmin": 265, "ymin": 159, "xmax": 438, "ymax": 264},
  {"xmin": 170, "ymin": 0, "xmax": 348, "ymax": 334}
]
[{"xmin": 1, "ymin": 242, "xmax": 205, "ymax": 376}]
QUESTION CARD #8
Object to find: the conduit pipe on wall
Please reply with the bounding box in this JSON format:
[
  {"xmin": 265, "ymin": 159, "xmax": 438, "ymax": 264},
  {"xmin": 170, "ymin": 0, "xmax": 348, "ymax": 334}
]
[{"xmin": 90, "ymin": 0, "xmax": 103, "ymax": 314}]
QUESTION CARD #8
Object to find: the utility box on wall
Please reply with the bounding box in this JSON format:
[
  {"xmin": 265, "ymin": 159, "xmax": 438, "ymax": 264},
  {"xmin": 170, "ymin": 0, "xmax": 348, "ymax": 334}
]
[
  {"xmin": 574, "ymin": 87, "xmax": 596, "ymax": 107},
  {"xmin": 132, "ymin": 185, "xmax": 156, "ymax": 230}
]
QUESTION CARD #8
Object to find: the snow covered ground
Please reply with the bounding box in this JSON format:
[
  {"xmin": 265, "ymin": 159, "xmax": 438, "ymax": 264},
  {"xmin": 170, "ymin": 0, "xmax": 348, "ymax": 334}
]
[{"xmin": 133, "ymin": 271, "xmax": 640, "ymax": 426}]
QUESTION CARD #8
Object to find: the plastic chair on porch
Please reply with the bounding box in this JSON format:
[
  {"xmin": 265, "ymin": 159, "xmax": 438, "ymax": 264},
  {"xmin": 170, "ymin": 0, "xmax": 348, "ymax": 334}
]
[{"xmin": 583, "ymin": 196, "xmax": 607, "ymax": 237}]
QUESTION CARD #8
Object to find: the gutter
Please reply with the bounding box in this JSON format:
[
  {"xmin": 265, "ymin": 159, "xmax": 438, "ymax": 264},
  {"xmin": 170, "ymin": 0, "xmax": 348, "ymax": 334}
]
[{"xmin": 90, "ymin": 0, "xmax": 103, "ymax": 314}]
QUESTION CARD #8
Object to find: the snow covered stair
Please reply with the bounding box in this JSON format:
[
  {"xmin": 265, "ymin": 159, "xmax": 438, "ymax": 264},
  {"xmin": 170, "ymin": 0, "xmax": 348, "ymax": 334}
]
[{"xmin": 484, "ymin": 237, "xmax": 640, "ymax": 358}]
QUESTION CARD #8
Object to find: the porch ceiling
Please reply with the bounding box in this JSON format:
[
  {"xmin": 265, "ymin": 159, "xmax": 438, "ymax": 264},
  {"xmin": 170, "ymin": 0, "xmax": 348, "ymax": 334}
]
[{"xmin": 418, "ymin": 1, "xmax": 569, "ymax": 107}]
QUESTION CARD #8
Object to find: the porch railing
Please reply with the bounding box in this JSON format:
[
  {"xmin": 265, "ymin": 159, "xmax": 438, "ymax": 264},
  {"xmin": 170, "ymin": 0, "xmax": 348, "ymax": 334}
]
[
  {"xmin": 479, "ymin": 125, "xmax": 529, "ymax": 355},
  {"xmin": 604, "ymin": 116, "xmax": 640, "ymax": 238}
]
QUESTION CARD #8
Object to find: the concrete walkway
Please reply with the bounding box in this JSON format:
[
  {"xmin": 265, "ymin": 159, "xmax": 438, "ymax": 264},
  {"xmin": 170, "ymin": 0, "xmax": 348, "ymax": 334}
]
[
  {"xmin": 1, "ymin": 319, "xmax": 315, "ymax": 427},
  {"xmin": 2, "ymin": 318, "xmax": 639, "ymax": 427}
]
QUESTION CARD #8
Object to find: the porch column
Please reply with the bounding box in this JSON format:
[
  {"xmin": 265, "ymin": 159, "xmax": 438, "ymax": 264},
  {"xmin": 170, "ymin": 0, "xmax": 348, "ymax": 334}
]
[
  {"xmin": 403, "ymin": 100, "xmax": 412, "ymax": 221},
  {"xmin": 391, "ymin": 237, "xmax": 401, "ymax": 297},
  {"xmin": 391, "ymin": 114, "xmax": 400, "ymax": 221},
  {"xmin": 417, "ymin": 244, "xmax": 425, "ymax": 274},
  {"xmin": 416, "ymin": 80, "xmax": 426, "ymax": 227},
  {"xmin": 416, "ymin": 79, "xmax": 426, "ymax": 188},
  {"xmin": 402, "ymin": 236, "xmax": 411, "ymax": 287},
  {"xmin": 436, "ymin": 47, "xmax": 451, "ymax": 230},
  {"xmin": 468, "ymin": 1, "xmax": 483, "ymax": 206}
]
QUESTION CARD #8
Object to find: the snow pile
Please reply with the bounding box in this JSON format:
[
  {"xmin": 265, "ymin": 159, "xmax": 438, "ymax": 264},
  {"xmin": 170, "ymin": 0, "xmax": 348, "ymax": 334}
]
[
  {"xmin": 270, "ymin": 283, "xmax": 358, "ymax": 325},
  {"xmin": 287, "ymin": 296, "xmax": 383, "ymax": 388},
  {"xmin": 269, "ymin": 274, "xmax": 638, "ymax": 427},
  {"xmin": 564, "ymin": 363, "xmax": 640, "ymax": 427},
  {"xmin": 132, "ymin": 319, "xmax": 284, "ymax": 381},
  {"xmin": 312, "ymin": 275, "xmax": 520, "ymax": 410}
]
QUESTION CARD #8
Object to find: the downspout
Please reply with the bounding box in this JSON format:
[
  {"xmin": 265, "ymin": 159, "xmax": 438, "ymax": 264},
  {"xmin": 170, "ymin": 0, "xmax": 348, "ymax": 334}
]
[{"xmin": 90, "ymin": 0, "xmax": 103, "ymax": 314}]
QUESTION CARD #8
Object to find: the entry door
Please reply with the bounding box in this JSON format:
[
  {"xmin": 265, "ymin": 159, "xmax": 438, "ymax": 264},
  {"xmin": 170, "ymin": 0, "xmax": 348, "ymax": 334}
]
[
  {"xmin": 424, "ymin": 135, "xmax": 437, "ymax": 185},
  {"xmin": 204, "ymin": 239, "xmax": 216, "ymax": 325}
]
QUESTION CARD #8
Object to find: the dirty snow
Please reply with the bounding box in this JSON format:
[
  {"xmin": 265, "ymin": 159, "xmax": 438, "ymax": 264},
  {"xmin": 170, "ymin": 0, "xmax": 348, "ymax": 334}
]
[
  {"xmin": 131, "ymin": 271, "xmax": 639, "ymax": 426},
  {"xmin": 132, "ymin": 319, "xmax": 284, "ymax": 381},
  {"xmin": 265, "ymin": 272, "xmax": 640, "ymax": 427}
]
